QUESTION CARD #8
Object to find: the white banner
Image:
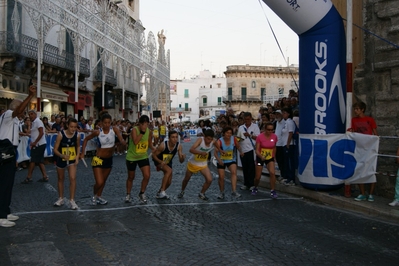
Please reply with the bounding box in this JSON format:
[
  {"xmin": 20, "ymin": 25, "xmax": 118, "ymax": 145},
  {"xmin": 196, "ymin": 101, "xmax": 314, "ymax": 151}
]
[
  {"xmin": 16, "ymin": 132, "xmax": 98, "ymax": 163},
  {"xmin": 298, "ymin": 133, "xmax": 379, "ymax": 186}
]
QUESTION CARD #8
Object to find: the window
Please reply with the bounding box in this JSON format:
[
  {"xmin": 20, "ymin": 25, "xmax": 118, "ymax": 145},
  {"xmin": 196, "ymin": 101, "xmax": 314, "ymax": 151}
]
[
  {"xmin": 252, "ymin": 81, "xmax": 256, "ymax": 88},
  {"xmin": 241, "ymin": 87, "xmax": 247, "ymax": 101},
  {"xmin": 210, "ymin": 85, "xmax": 212, "ymax": 89},
  {"xmin": 278, "ymin": 87, "xmax": 284, "ymax": 95},
  {"xmin": 218, "ymin": 97, "xmax": 222, "ymax": 105},
  {"xmin": 261, "ymin": 88, "xmax": 265, "ymax": 101},
  {"xmin": 217, "ymin": 83, "xmax": 221, "ymax": 88},
  {"xmin": 202, "ymin": 98, "xmax": 207, "ymax": 107},
  {"xmin": 228, "ymin": 87, "xmax": 232, "ymax": 101},
  {"xmin": 184, "ymin": 89, "xmax": 189, "ymax": 98},
  {"xmin": 184, "ymin": 103, "xmax": 189, "ymax": 111}
]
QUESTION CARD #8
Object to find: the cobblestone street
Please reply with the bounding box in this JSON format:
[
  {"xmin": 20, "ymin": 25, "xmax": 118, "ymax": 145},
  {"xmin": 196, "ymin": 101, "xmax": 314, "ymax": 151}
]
[{"xmin": 1, "ymin": 138, "xmax": 399, "ymax": 265}]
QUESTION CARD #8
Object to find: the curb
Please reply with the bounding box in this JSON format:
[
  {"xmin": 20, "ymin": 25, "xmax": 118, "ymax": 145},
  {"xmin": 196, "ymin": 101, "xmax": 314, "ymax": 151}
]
[{"xmin": 209, "ymin": 161, "xmax": 399, "ymax": 223}]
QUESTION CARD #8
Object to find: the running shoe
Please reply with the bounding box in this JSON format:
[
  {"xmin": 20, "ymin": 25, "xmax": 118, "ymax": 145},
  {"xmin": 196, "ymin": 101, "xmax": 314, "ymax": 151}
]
[
  {"xmin": 240, "ymin": 185, "xmax": 249, "ymax": 190},
  {"xmin": 54, "ymin": 198, "xmax": 64, "ymax": 207},
  {"xmin": 231, "ymin": 191, "xmax": 241, "ymax": 198},
  {"xmin": 251, "ymin": 187, "xmax": 258, "ymax": 195},
  {"xmin": 91, "ymin": 196, "xmax": 97, "ymax": 205},
  {"xmin": 138, "ymin": 193, "xmax": 147, "ymax": 203},
  {"xmin": 177, "ymin": 191, "xmax": 185, "ymax": 198},
  {"xmin": 97, "ymin": 197, "xmax": 108, "ymax": 205},
  {"xmin": 217, "ymin": 192, "xmax": 225, "ymax": 200},
  {"xmin": 156, "ymin": 191, "xmax": 170, "ymax": 199},
  {"xmin": 198, "ymin": 193, "xmax": 209, "ymax": 201},
  {"xmin": 70, "ymin": 200, "xmax": 78, "ymax": 210},
  {"xmin": 388, "ymin": 199, "xmax": 399, "ymax": 206},
  {"xmin": 125, "ymin": 194, "xmax": 132, "ymax": 203},
  {"xmin": 270, "ymin": 190, "xmax": 278, "ymax": 199},
  {"xmin": 284, "ymin": 180, "xmax": 295, "ymax": 186},
  {"xmin": 367, "ymin": 195, "xmax": 375, "ymax": 202},
  {"xmin": 354, "ymin": 194, "xmax": 367, "ymax": 201}
]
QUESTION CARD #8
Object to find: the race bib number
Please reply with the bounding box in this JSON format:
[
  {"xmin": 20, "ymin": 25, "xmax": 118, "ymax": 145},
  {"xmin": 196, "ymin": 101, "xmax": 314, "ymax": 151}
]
[
  {"xmin": 136, "ymin": 141, "xmax": 148, "ymax": 154},
  {"xmin": 220, "ymin": 150, "xmax": 233, "ymax": 160},
  {"xmin": 61, "ymin": 147, "xmax": 76, "ymax": 161},
  {"xmin": 91, "ymin": 156, "xmax": 103, "ymax": 166},
  {"xmin": 163, "ymin": 154, "xmax": 173, "ymax": 164},
  {"xmin": 195, "ymin": 153, "xmax": 208, "ymax": 162},
  {"xmin": 261, "ymin": 148, "xmax": 273, "ymax": 160}
]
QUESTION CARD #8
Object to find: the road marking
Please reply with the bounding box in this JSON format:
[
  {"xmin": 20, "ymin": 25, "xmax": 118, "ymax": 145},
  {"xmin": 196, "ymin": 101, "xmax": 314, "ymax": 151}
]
[{"xmin": 14, "ymin": 197, "xmax": 303, "ymax": 216}]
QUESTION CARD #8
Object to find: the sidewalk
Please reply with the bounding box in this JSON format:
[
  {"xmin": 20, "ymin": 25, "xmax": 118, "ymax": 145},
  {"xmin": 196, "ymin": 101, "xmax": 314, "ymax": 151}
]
[{"xmin": 210, "ymin": 160, "xmax": 399, "ymax": 223}]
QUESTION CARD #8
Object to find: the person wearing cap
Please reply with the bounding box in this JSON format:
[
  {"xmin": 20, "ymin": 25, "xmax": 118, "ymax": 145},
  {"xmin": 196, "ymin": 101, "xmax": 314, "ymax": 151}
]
[
  {"xmin": 21, "ymin": 109, "xmax": 49, "ymax": 183},
  {"xmin": 0, "ymin": 85, "xmax": 36, "ymax": 227}
]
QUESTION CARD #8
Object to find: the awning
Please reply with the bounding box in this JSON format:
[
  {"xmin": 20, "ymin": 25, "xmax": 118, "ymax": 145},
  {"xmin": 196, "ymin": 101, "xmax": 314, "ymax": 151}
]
[
  {"xmin": 0, "ymin": 90, "xmax": 27, "ymax": 101},
  {"xmin": 41, "ymin": 87, "xmax": 68, "ymax": 102}
]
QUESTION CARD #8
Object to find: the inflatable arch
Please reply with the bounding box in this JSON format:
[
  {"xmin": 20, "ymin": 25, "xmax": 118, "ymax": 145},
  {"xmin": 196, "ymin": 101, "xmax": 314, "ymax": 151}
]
[{"xmin": 262, "ymin": 1, "xmax": 347, "ymax": 189}]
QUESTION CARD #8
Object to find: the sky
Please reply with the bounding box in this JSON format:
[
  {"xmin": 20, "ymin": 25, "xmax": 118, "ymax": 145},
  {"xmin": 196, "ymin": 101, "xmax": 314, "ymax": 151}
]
[{"xmin": 140, "ymin": 0, "xmax": 299, "ymax": 80}]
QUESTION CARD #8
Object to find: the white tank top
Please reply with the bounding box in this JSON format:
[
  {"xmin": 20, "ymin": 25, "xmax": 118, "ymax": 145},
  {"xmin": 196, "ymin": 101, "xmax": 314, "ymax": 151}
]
[
  {"xmin": 97, "ymin": 127, "xmax": 116, "ymax": 148},
  {"xmin": 188, "ymin": 137, "xmax": 214, "ymax": 167}
]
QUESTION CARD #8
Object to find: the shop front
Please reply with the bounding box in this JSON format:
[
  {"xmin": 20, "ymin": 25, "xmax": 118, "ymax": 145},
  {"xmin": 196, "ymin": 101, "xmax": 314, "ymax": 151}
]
[
  {"xmin": 40, "ymin": 87, "xmax": 69, "ymax": 118},
  {"xmin": 64, "ymin": 91, "xmax": 92, "ymax": 119}
]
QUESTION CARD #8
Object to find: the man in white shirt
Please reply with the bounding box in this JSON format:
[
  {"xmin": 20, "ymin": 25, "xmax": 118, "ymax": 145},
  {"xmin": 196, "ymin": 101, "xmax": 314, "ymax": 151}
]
[
  {"xmin": 22, "ymin": 110, "xmax": 49, "ymax": 184},
  {"xmin": 0, "ymin": 85, "xmax": 36, "ymax": 228},
  {"xmin": 237, "ymin": 112, "xmax": 260, "ymax": 191},
  {"xmin": 274, "ymin": 110, "xmax": 286, "ymax": 181}
]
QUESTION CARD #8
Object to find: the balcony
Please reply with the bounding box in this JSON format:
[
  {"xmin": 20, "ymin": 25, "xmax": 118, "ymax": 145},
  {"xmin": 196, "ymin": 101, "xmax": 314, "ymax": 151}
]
[
  {"xmin": 223, "ymin": 95, "xmax": 262, "ymax": 103},
  {"xmin": 94, "ymin": 66, "xmax": 117, "ymax": 86},
  {"xmin": 0, "ymin": 31, "xmax": 90, "ymax": 76}
]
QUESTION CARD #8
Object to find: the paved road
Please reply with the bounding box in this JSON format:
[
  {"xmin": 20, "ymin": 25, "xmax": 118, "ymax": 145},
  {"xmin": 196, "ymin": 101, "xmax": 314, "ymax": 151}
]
[{"xmin": 1, "ymin": 138, "xmax": 399, "ymax": 265}]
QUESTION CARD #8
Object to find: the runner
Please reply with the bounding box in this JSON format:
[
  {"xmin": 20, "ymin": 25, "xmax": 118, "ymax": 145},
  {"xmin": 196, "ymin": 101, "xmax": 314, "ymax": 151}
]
[
  {"xmin": 125, "ymin": 115, "xmax": 155, "ymax": 203},
  {"xmin": 253, "ymin": 122, "xmax": 278, "ymax": 198},
  {"xmin": 53, "ymin": 118, "xmax": 81, "ymax": 210},
  {"xmin": 177, "ymin": 129, "xmax": 222, "ymax": 201},
  {"xmin": 152, "ymin": 130, "xmax": 186, "ymax": 199},
  {"xmin": 80, "ymin": 113, "xmax": 126, "ymax": 205},
  {"xmin": 152, "ymin": 120, "xmax": 160, "ymax": 146},
  {"xmin": 214, "ymin": 126, "xmax": 244, "ymax": 199},
  {"xmin": 159, "ymin": 120, "xmax": 166, "ymax": 143}
]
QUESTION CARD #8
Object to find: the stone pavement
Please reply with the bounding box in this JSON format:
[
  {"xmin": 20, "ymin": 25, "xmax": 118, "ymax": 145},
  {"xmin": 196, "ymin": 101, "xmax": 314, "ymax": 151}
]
[{"xmin": 217, "ymin": 161, "xmax": 399, "ymax": 223}]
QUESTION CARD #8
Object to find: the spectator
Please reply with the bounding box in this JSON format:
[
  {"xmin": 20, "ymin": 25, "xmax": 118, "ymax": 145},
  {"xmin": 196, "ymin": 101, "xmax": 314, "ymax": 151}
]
[
  {"xmin": 42, "ymin": 117, "xmax": 53, "ymax": 133},
  {"xmin": 51, "ymin": 116, "xmax": 62, "ymax": 132},
  {"xmin": 0, "ymin": 85, "xmax": 36, "ymax": 228},
  {"xmin": 48, "ymin": 114, "xmax": 56, "ymax": 127},
  {"xmin": 237, "ymin": 112, "xmax": 260, "ymax": 191},
  {"xmin": 281, "ymin": 107, "xmax": 296, "ymax": 186},
  {"xmin": 388, "ymin": 147, "xmax": 399, "ymax": 207},
  {"xmin": 21, "ymin": 110, "xmax": 49, "ymax": 184},
  {"xmin": 349, "ymin": 101, "xmax": 378, "ymax": 202},
  {"xmin": 274, "ymin": 110, "xmax": 286, "ymax": 182}
]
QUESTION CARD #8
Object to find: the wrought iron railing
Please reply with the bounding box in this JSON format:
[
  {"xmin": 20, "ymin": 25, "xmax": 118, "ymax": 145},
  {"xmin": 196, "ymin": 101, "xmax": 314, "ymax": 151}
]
[
  {"xmin": 0, "ymin": 31, "xmax": 90, "ymax": 76},
  {"xmin": 94, "ymin": 66, "xmax": 117, "ymax": 86},
  {"xmin": 223, "ymin": 95, "xmax": 262, "ymax": 102}
]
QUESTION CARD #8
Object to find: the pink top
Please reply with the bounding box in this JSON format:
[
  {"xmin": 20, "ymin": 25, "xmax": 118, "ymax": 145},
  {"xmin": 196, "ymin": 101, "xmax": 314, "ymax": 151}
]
[{"xmin": 256, "ymin": 133, "xmax": 277, "ymax": 159}]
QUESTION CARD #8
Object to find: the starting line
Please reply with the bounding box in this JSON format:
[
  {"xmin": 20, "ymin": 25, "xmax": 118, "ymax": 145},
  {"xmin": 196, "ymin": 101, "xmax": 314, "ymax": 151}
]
[{"xmin": 15, "ymin": 197, "xmax": 304, "ymax": 216}]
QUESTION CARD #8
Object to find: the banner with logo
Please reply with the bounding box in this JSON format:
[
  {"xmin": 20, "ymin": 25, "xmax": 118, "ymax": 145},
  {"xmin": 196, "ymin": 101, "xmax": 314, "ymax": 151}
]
[
  {"xmin": 298, "ymin": 133, "xmax": 379, "ymax": 188},
  {"xmin": 16, "ymin": 133, "xmax": 98, "ymax": 163},
  {"xmin": 262, "ymin": 0, "xmax": 346, "ymax": 134}
]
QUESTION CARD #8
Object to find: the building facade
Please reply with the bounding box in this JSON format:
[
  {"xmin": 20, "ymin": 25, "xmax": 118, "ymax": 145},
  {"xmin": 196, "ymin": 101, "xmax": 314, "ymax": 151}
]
[
  {"xmin": 169, "ymin": 70, "xmax": 226, "ymax": 123},
  {"xmin": 224, "ymin": 65, "xmax": 299, "ymax": 118},
  {"xmin": 0, "ymin": 0, "xmax": 170, "ymax": 121}
]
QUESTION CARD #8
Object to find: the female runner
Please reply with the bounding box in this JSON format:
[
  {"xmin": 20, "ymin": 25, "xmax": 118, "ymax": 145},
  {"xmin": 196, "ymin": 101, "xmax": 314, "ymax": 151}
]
[
  {"xmin": 53, "ymin": 118, "xmax": 81, "ymax": 209},
  {"xmin": 80, "ymin": 113, "xmax": 126, "ymax": 205}
]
